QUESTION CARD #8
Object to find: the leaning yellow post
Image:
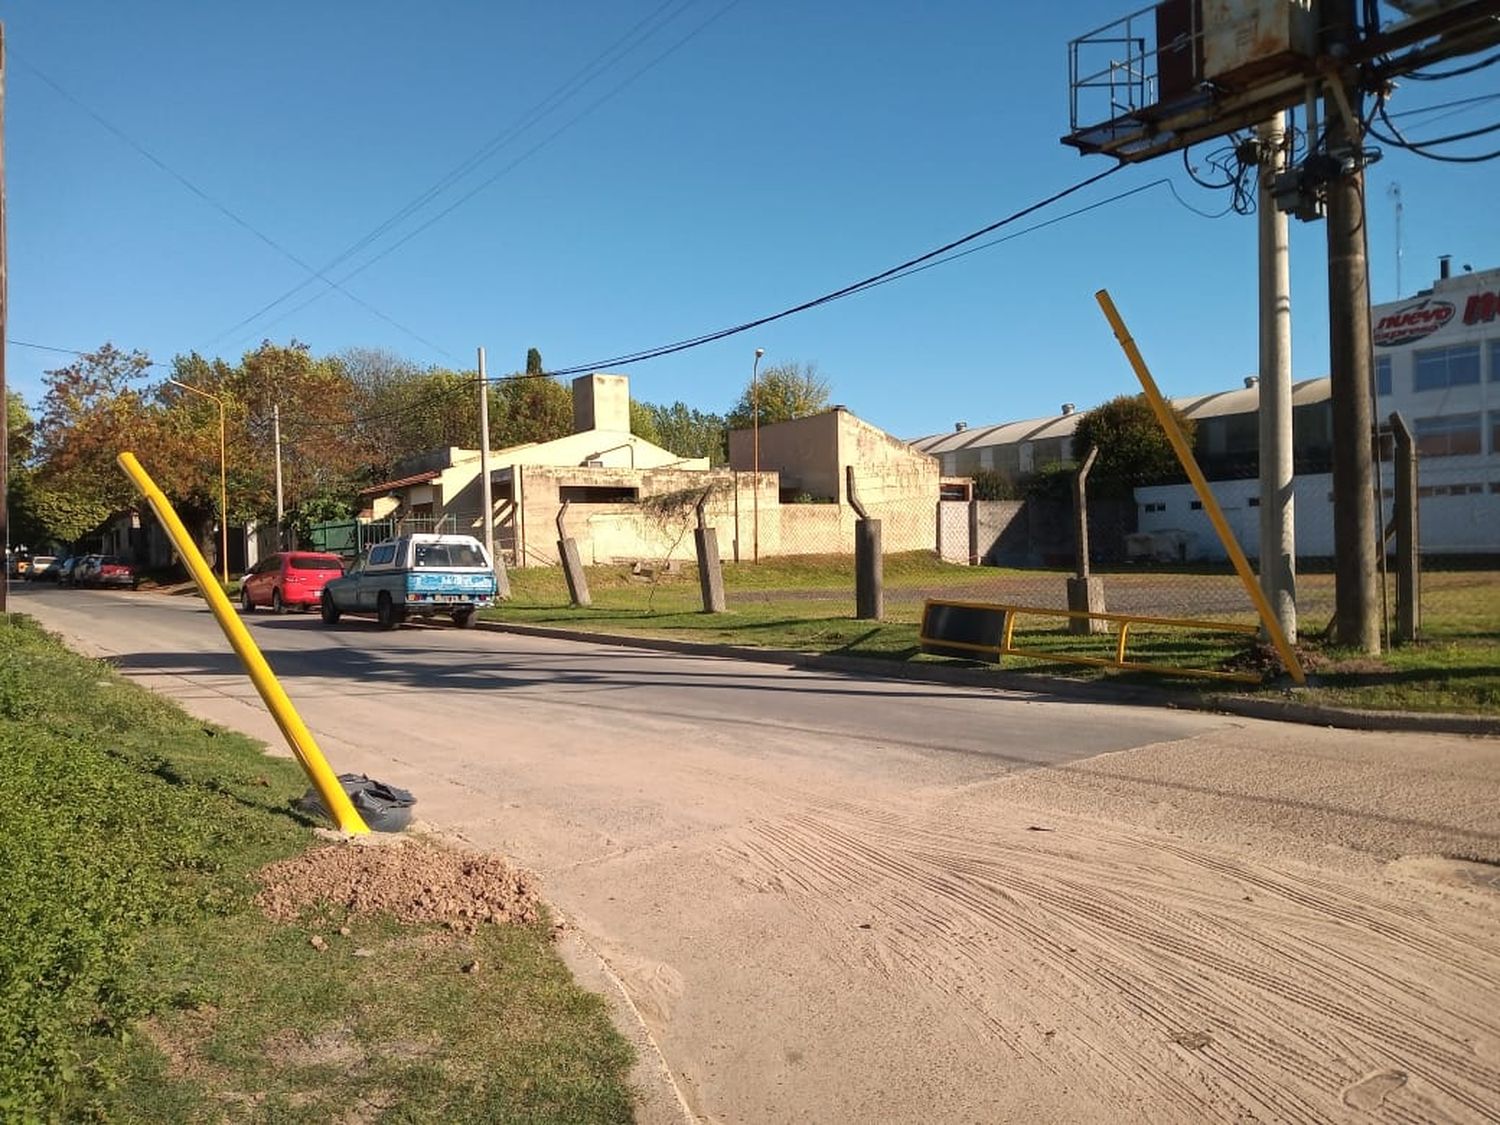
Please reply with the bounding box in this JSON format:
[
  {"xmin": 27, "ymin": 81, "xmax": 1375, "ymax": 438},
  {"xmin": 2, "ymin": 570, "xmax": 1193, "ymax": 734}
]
[
  {"xmin": 117, "ymin": 452, "xmax": 371, "ymax": 833},
  {"xmin": 1093, "ymin": 290, "xmax": 1307, "ymax": 686}
]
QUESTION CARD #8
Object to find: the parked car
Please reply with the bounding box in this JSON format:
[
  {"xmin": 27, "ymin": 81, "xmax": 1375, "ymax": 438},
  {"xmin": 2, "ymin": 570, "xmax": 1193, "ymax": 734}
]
[
  {"xmin": 8, "ymin": 550, "xmax": 32, "ymax": 579},
  {"xmin": 55, "ymin": 556, "xmax": 79, "ymax": 586},
  {"xmin": 70, "ymin": 555, "xmax": 104, "ymax": 587},
  {"xmin": 94, "ymin": 557, "xmax": 138, "ymax": 589},
  {"xmin": 25, "ymin": 555, "xmax": 57, "ymax": 581},
  {"xmin": 240, "ymin": 551, "xmax": 346, "ymax": 614}
]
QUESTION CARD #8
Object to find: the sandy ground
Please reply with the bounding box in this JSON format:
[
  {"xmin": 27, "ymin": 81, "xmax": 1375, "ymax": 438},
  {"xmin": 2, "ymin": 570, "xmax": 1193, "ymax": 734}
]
[{"xmin": 16, "ymin": 585, "xmax": 1500, "ymax": 1124}]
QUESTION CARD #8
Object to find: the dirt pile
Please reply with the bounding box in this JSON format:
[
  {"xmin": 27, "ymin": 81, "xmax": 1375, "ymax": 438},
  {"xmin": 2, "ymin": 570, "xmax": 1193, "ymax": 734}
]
[{"xmin": 255, "ymin": 840, "xmax": 541, "ymax": 931}]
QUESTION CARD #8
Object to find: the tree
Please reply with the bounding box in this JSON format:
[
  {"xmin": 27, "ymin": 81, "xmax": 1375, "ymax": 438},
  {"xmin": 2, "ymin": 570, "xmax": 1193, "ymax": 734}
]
[
  {"xmin": 727, "ymin": 362, "xmax": 831, "ymax": 429},
  {"xmin": 525, "ymin": 348, "xmax": 544, "ymax": 377},
  {"xmin": 493, "ymin": 375, "xmax": 573, "ymax": 450},
  {"xmin": 636, "ymin": 400, "xmax": 728, "ymax": 464},
  {"xmin": 1070, "ymin": 394, "xmax": 1194, "ymax": 499},
  {"xmin": 7, "ymin": 391, "xmax": 34, "ymax": 469}
]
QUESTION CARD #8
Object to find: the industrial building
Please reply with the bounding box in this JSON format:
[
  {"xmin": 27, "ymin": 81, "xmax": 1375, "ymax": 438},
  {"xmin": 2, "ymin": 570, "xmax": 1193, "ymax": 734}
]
[{"xmin": 912, "ymin": 261, "xmax": 1500, "ymax": 560}]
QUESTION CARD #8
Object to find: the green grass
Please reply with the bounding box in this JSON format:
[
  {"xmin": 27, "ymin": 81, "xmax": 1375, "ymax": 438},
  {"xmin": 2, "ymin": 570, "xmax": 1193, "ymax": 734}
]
[
  {"xmin": 486, "ymin": 553, "xmax": 1500, "ymax": 715},
  {"xmin": 0, "ymin": 615, "xmax": 634, "ymax": 1122}
]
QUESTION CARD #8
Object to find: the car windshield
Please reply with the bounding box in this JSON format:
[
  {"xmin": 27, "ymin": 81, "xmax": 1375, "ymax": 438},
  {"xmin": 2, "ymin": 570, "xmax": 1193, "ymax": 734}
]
[
  {"xmin": 413, "ymin": 542, "xmax": 486, "ymax": 568},
  {"xmin": 291, "ymin": 557, "xmax": 343, "ymax": 571},
  {"xmin": 99, "ymin": 556, "xmax": 121, "ymax": 566}
]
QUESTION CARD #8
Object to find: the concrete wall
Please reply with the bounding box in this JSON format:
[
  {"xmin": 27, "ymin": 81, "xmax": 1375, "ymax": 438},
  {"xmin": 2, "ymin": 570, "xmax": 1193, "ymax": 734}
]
[
  {"xmin": 730, "ymin": 410, "xmax": 843, "ymax": 499},
  {"xmin": 937, "ymin": 500, "xmax": 971, "ymax": 563}
]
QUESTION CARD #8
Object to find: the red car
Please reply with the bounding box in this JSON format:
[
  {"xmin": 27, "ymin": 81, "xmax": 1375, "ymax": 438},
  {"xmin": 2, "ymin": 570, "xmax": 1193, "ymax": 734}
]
[
  {"xmin": 240, "ymin": 551, "xmax": 345, "ymax": 613},
  {"xmin": 92, "ymin": 556, "xmax": 138, "ymax": 589}
]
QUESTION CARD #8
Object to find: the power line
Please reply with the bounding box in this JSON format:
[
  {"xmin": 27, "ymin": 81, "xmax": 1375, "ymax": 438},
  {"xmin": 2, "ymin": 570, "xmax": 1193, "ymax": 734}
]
[
  {"xmin": 7, "ymin": 338, "xmax": 161, "ymax": 366},
  {"xmin": 238, "ymin": 0, "xmax": 745, "ymax": 350},
  {"xmin": 200, "ymin": 0, "xmax": 707, "ymax": 351},
  {"xmin": 15, "ymin": 55, "xmax": 455, "ymax": 360},
  {"xmin": 534, "ymin": 163, "xmax": 1128, "ymax": 378}
]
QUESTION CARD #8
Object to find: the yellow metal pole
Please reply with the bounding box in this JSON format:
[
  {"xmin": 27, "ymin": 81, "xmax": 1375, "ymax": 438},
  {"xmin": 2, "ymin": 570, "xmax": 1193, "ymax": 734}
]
[
  {"xmin": 1094, "ymin": 290, "xmax": 1307, "ymax": 685},
  {"xmin": 218, "ymin": 400, "xmax": 228, "ymax": 586},
  {"xmin": 117, "ymin": 451, "xmax": 371, "ymax": 834}
]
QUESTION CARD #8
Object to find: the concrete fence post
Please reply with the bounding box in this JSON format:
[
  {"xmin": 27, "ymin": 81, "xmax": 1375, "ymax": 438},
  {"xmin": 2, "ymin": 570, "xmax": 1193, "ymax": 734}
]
[
  {"xmin": 693, "ymin": 489, "xmax": 726, "ymax": 613},
  {"xmin": 1390, "ymin": 412, "xmax": 1420, "ymax": 643},
  {"xmin": 556, "ymin": 500, "xmax": 591, "ymax": 607},
  {"xmin": 847, "ymin": 465, "xmax": 883, "ymax": 621},
  {"xmin": 1067, "ymin": 446, "xmax": 1107, "ymax": 634}
]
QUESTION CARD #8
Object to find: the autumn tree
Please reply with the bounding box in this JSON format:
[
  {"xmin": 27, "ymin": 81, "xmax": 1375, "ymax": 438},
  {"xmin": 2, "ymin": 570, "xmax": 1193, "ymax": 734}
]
[
  {"xmin": 1070, "ymin": 394, "xmax": 1194, "ymax": 499},
  {"xmin": 727, "ymin": 362, "xmax": 831, "ymax": 430},
  {"xmin": 33, "ymin": 345, "xmax": 158, "ymax": 543}
]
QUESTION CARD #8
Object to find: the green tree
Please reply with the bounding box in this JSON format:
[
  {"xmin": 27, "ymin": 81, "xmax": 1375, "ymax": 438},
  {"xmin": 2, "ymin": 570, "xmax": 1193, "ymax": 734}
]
[
  {"xmin": 637, "ymin": 401, "xmax": 728, "ymax": 464},
  {"xmin": 1070, "ymin": 394, "xmax": 1194, "ymax": 499},
  {"xmin": 493, "ymin": 375, "xmax": 573, "ymax": 449},
  {"xmin": 525, "ymin": 348, "xmax": 544, "ymax": 377},
  {"xmin": 629, "ymin": 400, "xmax": 662, "ymax": 446},
  {"xmin": 7, "ymin": 391, "xmax": 35, "ymax": 469},
  {"xmin": 341, "ymin": 349, "xmax": 479, "ymax": 472},
  {"xmin": 727, "ymin": 362, "xmax": 831, "ymax": 429}
]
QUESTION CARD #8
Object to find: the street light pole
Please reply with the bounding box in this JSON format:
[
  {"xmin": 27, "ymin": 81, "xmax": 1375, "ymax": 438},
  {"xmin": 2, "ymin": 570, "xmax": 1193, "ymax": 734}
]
[
  {"xmin": 752, "ymin": 348, "xmax": 764, "ymax": 564},
  {"xmin": 169, "ymin": 378, "xmax": 229, "ymax": 585}
]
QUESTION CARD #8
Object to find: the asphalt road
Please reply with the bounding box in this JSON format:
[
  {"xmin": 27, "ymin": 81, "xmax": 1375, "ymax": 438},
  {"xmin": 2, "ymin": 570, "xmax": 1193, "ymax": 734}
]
[{"xmin": 16, "ymin": 583, "xmax": 1500, "ymax": 1125}]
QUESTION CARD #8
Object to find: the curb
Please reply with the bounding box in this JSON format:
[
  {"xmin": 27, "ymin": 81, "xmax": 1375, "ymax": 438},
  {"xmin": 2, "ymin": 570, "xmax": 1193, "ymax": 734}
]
[{"xmin": 475, "ymin": 619, "xmax": 1500, "ymax": 738}]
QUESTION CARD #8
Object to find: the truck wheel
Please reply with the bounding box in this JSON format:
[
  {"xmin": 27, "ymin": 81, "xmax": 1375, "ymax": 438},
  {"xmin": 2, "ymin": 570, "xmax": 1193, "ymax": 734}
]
[
  {"xmin": 453, "ymin": 608, "xmax": 478, "ymax": 629},
  {"xmin": 377, "ymin": 592, "xmax": 402, "ymax": 630},
  {"xmin": 320, "ymin": 592, "xmax": 341, "ymax": 625},
  {"xmin": 272, "ymin": 590, "xmax": 287, "ymax": 615},
  {"xmin": 240, "ymin": 587, "xmax": 255, "ymax": 613}
]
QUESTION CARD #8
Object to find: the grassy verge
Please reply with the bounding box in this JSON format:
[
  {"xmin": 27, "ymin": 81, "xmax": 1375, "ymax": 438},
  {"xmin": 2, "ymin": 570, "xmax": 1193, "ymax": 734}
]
[
  {"xmin": 485, "ymin": 554, "xmax": 1499, "ymax": 715},
  {"xmin": 0, "ymin": 614, "xmax": 634, "ymax": 1122}
]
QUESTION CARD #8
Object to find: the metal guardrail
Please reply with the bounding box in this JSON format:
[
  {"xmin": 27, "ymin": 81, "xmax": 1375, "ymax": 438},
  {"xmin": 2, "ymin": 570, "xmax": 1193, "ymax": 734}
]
[{"xmin": 920, "ymin": 597, "xmax": 1264, "ymax": 684}]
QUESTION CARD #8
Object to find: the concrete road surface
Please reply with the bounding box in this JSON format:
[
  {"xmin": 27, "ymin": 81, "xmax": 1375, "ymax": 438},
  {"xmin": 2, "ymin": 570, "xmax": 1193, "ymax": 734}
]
[{"xmin": 16, "ymin": 584, "xmax": 1500, "ymax": 1124}]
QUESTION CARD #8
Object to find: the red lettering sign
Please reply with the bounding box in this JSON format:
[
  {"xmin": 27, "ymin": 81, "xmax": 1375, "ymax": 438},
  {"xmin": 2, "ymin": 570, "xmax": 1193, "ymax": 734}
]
[
  {"xmin": 1373, "ymin": 299, "xmax": 1455, "ymax": 347},
  {"xmin": 1463, "ymin": 291, "xmax": 1500, "ymax": 326}
]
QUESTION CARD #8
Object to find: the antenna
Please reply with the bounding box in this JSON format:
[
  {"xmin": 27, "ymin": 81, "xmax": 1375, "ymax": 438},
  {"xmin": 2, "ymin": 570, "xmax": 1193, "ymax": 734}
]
[{"xmin": 1387, "ymin": 182, "xmax": 1403, "ymax": 298}]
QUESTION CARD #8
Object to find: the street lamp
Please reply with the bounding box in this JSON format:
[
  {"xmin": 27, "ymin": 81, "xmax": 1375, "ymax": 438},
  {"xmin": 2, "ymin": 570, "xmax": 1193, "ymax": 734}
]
[
  {"xmin": 752, "ymin": 348, "xmax": 764, "ymax": 563},
  {"xmin": 168, "ymin": 378, "xmax": 229, "ymax": 585}
]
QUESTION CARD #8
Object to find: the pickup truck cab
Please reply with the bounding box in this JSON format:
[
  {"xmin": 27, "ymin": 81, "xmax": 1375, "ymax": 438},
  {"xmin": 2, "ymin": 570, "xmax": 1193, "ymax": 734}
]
[{"xmin": 319, "ymin": 534, "xmax": 496, "ymax": 630}]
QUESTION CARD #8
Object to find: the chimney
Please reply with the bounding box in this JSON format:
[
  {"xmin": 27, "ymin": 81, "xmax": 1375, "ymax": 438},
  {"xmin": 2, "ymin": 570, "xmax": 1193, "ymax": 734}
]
[
  {"xmin": 571, "ymin": 373, "xmax": 631, "ymax": 434},
  {"xmin": 1244, "ymin": 375, "xmax": 1259, "ymax": 388},
  {"xmin": 954, "ymin": 421, "xmax": 968, "ymax": 432},
  {"xmin": 1060, "ymin": 403, "xmax": 1076, "ymax": 416},
  {"xmin": 1439, "ymin": 254, "xmax": 1452, "ymax": 280}
]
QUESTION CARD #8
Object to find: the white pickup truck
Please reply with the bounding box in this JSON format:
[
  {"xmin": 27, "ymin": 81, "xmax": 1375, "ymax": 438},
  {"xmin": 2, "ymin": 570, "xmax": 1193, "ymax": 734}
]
[{"xmin": 319, "ymin": 533, "xmax": 497, "ymax": 629}]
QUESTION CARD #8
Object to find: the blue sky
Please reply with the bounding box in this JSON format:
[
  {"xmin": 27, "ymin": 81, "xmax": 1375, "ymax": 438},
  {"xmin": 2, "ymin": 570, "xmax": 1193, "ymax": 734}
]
[{"xmin": 7, "ymin": 0, "xmax": 1498, "ymax": 439}]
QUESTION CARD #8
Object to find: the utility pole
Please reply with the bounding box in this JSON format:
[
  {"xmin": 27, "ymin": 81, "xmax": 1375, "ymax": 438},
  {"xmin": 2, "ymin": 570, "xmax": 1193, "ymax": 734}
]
[
  {"xmin": 476, "ymin": 347, "xmax": 508, "ymax": 598},
  {"xmin": 1257, "ymin": 111, "xmax": 1296, "ymax": 643},
  {"xmin": 272, "ymin": 403, "xmax": 284, "ymax": 548},
  {"xmin": 0, "ymin": 23, "xmax": 8, "ymax": 614},
  {"xmin": 1324, "ymin": 0, "xmax": 1381, "ymax": 653}
]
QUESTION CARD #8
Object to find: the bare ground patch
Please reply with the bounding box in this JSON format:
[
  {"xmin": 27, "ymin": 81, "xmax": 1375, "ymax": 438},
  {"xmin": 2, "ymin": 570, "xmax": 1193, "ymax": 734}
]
[{"xmin": 254, "ymin": 839, "xmax": 541, "ymax": 931}]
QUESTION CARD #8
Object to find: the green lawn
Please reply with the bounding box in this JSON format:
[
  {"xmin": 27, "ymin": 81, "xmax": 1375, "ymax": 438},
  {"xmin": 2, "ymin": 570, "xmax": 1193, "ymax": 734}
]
[
  {"xmin": 0, "ymin": 615, "xmax": 635, "ymax": 1122},
  {"xmin": 486, "ymin": 553, "xmax": 1500, "ymax": 715}
]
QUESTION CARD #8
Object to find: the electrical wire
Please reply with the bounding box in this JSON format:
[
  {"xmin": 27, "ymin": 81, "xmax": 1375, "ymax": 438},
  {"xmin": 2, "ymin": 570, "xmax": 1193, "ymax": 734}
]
[
  {"xmin": 533, "ymin": 162, "xmax": 1129, "ymax": 379},
  {"xmin": 199, "ymin": 0, "xmax": 707, "ymax": 351},
  {"xmin": 1369, "ymin": 94, "xmax": 1500, "ymax": 164},
  {"xmin": 14, "ymin": 56, "xmax": 456, "ymax": 361},
  {"xmin": 238, "ymin": 0, "xmax": 745, "ymax": 351},
  {"xmin": 1405, "ymin": 50, "xmax": 1500, "ymax": 81}
]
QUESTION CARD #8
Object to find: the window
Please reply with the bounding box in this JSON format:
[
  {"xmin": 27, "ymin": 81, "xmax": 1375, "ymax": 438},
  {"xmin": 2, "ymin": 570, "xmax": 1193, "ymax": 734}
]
[
  {"xmin": 1414, "ymin": 413, "xmax": 1482, "ymax": 458},
  {"xmin": 558, "ymin": 485, "xmax": 639, "ymax": 503},
  {"xmin": 414, "ymin": 542, "xmax": 486, "ymax": 568},
  {"xmin": 1493, "ymin": 413, "xmax": 1500, "ymax": 456},
  {"xmin": 1492, "ymin": 340, "xmax": 1500, "ymax": 382},
  {"xmin": 368, "ymin": 543, "xmax": 397, "ymax": 566},
  {"xmin": 1413, "ymin": 344, "xmax": 1480, "ymax": 391},
  {"xmin": 1375, "ymin": 354, "xmax": 1392, "ymax": 396},
  {"xmin": 291, "ymin": 556, "xmax": 342, "ymax": 571}
]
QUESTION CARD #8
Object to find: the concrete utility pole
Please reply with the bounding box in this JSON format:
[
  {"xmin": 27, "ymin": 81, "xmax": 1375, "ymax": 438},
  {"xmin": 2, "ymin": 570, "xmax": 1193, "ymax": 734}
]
[
  {"xmin": 272, "ymin": 403, "xmax": 284, "ymax": 547},
  {"xmin": 1323, "ymin": 0, "xmax": 1381, "ymax": 652},
  {"xmin": 0, "ymin": 24, "xmax": 8, "ymax": 614},
  {"xmin": 1257, "ymin": 111, "xmax": 1297, "ymax": 643},
  {"xmin": 477, "ymin": 348, "xmax": 496, "ymax": 567}
]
